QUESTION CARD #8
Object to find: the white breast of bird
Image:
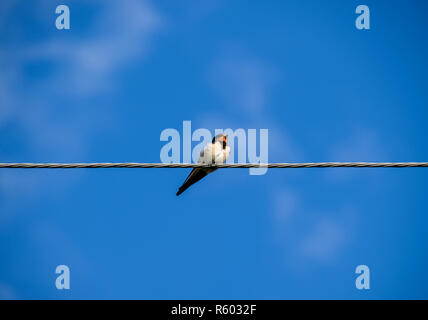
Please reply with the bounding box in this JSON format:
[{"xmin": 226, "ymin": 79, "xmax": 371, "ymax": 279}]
[{"xmin": 198, "ymin": 141, "xmax": 230, "ymax": 165}]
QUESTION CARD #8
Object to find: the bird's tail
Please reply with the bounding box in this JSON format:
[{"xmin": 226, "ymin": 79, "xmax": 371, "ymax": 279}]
[{"xmin": 176, "ymin": 168, "xmax": 210, "ymax": 196}]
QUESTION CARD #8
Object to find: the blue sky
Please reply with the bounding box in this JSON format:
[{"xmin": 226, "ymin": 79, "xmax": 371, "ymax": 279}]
[{"xmin": 0, "ymin": 0, "xmax": 427, "ymax": 299}]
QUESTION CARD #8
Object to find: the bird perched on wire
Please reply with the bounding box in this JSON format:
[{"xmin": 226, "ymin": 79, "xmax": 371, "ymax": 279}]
[{"xmin": 176, "ymin": 134, "xmax": 230, "ymax": 196}]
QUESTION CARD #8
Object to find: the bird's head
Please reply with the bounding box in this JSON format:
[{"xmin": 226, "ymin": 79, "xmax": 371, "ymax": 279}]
[{"xmin": 212, "ymin": 134, "xmax": 228, "ymax": 149}]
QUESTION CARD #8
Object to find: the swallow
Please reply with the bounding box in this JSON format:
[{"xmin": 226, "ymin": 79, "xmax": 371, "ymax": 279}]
[{"xmin": 176, "ymin": 134, "xmax": 230, "ymax": 196}]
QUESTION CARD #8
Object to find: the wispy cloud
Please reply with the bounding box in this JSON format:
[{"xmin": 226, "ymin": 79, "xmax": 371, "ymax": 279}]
[
  {"xmin": 209, "ymin": 51, "xmax": 279, "ymax": 117},
  {"xmin": 203, "ymin": 48, "xmax": 303, "ymax": 162},
  {"xmin": 300, "ymin": 218, "xmax": 349, "ymax": 262},
  {"xmin": 0, "ymin": 0, "xmax": 163, "ymax": 151},
  {"xmin": 273, "ymin": 188, "xmax": 298, "ymax": 224},
  {"xmin": 0, "ymin": 0, "xmax": 164, "ymax": 227},
  {"xmin": 272, "ymin": 189, "xmax": 358, "ymax": 268},
  {"xmin": 23, "ymin": 0, "xmax": 163, "ymax": 96},
  {"xmin": 205, "ymin": 46, "xmax": 368, "ymax": 270}
]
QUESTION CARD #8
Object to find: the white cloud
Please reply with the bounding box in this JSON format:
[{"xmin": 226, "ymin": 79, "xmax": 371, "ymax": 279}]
[
  {"xmin": 204, "ymin": 50, "xmax": 304, "ymax": 164},
  {"xmin": 0, "ymin": 0, "xmax": 163, "ymax": 151},
  {"xmin": 209, "ymin": 53, "xmax": 278, "ymax": 116},
  {"xmin": 273, "ymin": 189, "xmax": 298, "ymax": 223},
  {"xmin": 300, "ymin": 218, "xmax": 348, "ymax": 262},
  {"xmin": 271, "ymin": 184, "xmax": 359, "ymax": 267},
  {"xmin": 205, "ymin": 48, "xmax": 369, "ymax": 270},
  {"xmin": 21, "ymin": 0, "xmax": 163, "ymax": 96},
  {"xmin": 0, "ymin": 0, "xmax": 164, "ymax": 228}
]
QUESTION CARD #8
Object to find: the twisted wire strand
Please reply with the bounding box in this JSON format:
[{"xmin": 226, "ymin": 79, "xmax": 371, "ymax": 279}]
[{"xmin": 0, "ymin": 162, "xmax": 427, "ymax": 169}]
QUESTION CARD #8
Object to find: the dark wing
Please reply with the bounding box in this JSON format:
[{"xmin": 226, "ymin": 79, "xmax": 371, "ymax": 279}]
[{"xmin": 176, "ymin": 168, "xmax": 213, "ymax": 196}]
